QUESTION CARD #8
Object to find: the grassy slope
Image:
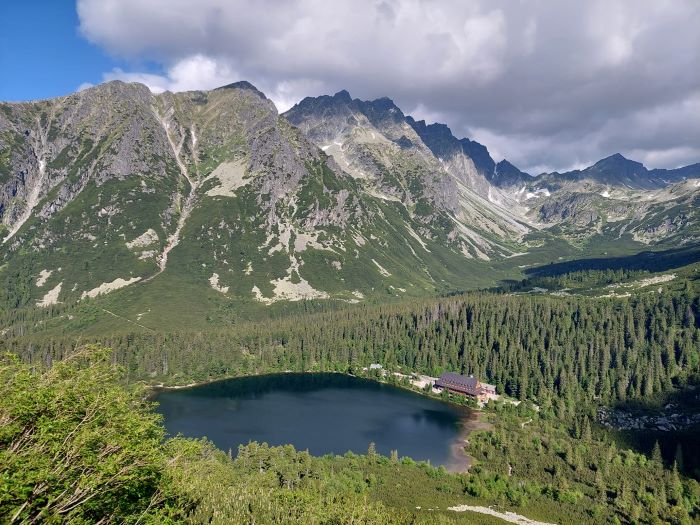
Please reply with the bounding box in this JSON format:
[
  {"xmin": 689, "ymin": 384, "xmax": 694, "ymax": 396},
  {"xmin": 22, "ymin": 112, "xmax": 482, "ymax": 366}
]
[{"xmin": 4, "ymin": 239, "xmax": 698, "ymax": 337}]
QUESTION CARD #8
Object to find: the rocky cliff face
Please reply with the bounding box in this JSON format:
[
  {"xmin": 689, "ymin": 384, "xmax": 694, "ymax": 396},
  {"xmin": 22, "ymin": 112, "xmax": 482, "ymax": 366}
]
[
  {"xmin": 0, "ymin": 81, "xmax": 698, "ymax": 316},
  {"xmin": 0, "ymin": 82, "xmax": 173, "ymax": 246},
  {"xmin": 285, "ymin": 91, "xmax": 532, "ymax": 261},
  {"xmin": 0, "ymin": 82, "xmax": 515, "ymax": 311},
  {"xmin": 492, "ymin": 160, "xmax": 532, "ymax": 188}
]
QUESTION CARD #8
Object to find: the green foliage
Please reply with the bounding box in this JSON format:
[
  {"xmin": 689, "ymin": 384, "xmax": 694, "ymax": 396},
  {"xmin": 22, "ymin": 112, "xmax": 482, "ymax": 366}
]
[
  {"xmin": 0, "ymin": 345, "xmax": 167, "ymax": 524},
  {"xmin": 467, "ymin": 401, "xmax": 700, "ymax": 524},
  {"xmin": 0, "ymin": 348, "xmax": 509, "ymax": 524}
]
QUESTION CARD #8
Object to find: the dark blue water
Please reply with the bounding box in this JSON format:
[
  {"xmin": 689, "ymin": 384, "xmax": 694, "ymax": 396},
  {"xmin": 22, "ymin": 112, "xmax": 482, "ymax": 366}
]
[{"xmin": 154, "ymin": 373, "xmax": 473, "ymax": 468}]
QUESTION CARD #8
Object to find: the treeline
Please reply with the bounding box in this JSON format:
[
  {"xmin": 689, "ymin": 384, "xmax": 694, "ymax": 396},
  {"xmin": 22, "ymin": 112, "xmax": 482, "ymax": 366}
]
[
  {"xmin": 7, "ymin": 288, "xmax": 699, "ymax": 408},
  {"xmin": 496, "ymin": 268, "xmax": 651, "ymax": 293}
]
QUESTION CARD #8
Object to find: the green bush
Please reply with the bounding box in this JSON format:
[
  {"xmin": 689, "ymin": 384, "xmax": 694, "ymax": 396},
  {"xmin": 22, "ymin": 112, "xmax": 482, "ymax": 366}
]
[{"xmin": 0, "ymin": 346, "xmax": 167, "ymax": 523}]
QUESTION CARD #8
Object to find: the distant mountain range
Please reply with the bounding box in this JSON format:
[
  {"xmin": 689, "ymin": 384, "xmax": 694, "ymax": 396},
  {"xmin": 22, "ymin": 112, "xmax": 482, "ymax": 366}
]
[
  {"xmin": 286, "ymin": 89, "xmax": 699, "ymax": 246},
  {"xmin": 533, "ymin": 153, "xmax": 700, "ymax": 190},
  {"xmin": 0, "ymin": 81, "xmax": 698, "ymax": 328}
]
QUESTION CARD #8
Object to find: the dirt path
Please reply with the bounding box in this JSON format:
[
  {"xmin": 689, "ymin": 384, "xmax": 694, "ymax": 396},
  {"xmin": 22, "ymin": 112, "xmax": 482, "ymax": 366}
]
[
  {"xmin": 447, "ymin": 505, "xmax": 556, "ymax": 525},
  {"xmin": 99, "ymin": 308, "xmax": 154, "ymax": 332}
]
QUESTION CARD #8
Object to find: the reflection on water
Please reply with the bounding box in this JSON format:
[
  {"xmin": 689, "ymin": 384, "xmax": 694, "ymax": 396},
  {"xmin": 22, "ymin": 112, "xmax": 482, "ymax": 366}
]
[{"xmin": 155, "ymin": 373, "xmax": 474, "ymax": 469}]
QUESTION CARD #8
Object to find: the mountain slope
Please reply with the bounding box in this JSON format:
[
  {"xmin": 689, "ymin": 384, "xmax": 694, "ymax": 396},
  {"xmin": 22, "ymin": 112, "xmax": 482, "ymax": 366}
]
[
  {"xmin": 1, "ymin": 81, "xmax": 699, "ymax": 331},
  {"xmin": 0, "ymin": 82, "xmax": 515, "ymax": 322},
  {"xmin": 285, "ymin": 91, "xmax": 532, "ymax": 260}
]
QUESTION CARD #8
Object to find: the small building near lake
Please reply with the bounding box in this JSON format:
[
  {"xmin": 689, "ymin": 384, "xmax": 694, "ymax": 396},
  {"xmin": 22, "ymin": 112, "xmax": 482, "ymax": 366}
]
[{"xmin": 434, "ymin": 372, "xmax": 497, "ymax": 402}]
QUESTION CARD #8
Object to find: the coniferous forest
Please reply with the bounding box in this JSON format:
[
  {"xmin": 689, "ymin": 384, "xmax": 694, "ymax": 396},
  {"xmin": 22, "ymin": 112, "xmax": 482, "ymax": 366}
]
[
  {"xmin": 8, "ymin": 287, "xmax": 699, "ymax": 407},
  {"xmin": 3, "ymin": 277, "xmax": 700, "ymax": 524}
]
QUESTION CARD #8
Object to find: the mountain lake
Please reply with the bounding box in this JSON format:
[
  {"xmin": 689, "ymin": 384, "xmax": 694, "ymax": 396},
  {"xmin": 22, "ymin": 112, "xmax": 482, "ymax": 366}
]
[{"xmin": 154, "ymin": 373, "xmax": 479, "ymax": 470}]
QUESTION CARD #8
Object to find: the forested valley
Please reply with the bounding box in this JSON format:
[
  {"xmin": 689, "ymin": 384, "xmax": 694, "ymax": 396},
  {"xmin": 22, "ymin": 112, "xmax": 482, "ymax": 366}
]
[
  {"xmin": 2, "ymin": 273, "xmax": 700, "ymax": 524},
  {"xmin": 8, "ymin": 285, "xmax": 699, "ymax": 407}
]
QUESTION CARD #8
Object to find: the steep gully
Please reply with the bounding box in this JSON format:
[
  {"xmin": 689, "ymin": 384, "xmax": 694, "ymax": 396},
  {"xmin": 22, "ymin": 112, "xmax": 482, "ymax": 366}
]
[
  {"xmin": 144, "ymin": 108, "xmax": 201, "ymax": 281},
  {"xmin": 2, "ymin": 115, "xmax": 52, "ymax": 244}
]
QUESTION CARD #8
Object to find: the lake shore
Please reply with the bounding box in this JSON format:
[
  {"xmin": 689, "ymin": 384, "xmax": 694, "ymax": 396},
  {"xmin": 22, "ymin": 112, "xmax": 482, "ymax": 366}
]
[
  {"xmin": 445, "ymin": 410, "xmax": 493, "ymax": 473},
  {"xmin": 152, "ymin": 370, "xmax": 489, "ymax": 472}
]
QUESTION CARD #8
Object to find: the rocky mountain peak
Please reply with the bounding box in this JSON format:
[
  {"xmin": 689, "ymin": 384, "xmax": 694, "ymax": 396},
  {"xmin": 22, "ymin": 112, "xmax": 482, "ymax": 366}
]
[
  {"xmin": 359, "ymin": 95, "xmax": 400, "ymax": 112},
  {"xmin": 78, "ymin": 80, "xmax": 154, "ymax": 103},
  {"xmin": 592, "ymin": 153, "xmax": 644, "ymax": 173},
  {"xmin": 215, "ymin": 80, "xmax": 268, "ymax": 100},
  {"xmin": 405, "ymin": 118, "xmax": 447, "ymax": 139},
  {"xmin": 570, "ymin": 153, "xmax": 657, "ymax": 189},
  {"xmin": 494, "ymin": 160, "xmax": 531, "ymax": 187},
  {"xmin": 332, "ymin": 89, "xmax": 353, "ymax": 102},
  {"xmin": 355, "ymin": 96, "xmax": 404, "ymax": 128}
]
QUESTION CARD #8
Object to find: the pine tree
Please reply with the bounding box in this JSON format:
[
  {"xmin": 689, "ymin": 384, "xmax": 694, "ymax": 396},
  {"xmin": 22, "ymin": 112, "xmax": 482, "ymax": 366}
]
[
  {"xmin": 656, "ymin": 483, "xmax": 667, "ymax": 509},
  {"xmin": 684, "ymin": 305, "xmax": 695, "ymax": 329},
  {"xmin": 367, "ymin": 442, "xmax": 377, "ymax": 458},
  {"xmin": 594, "ymin": 469, "xmax": 606, "ymax": 500},
  {"xmin": 674, "ymin": 444, "xmax": 684, "ymax": 473},
  {"xmin": 651, "ymin": 440, "xmax": 663, "ymax": 465},
  {"xmin": 617, "ymin": 480, "xmax": 630, "ymax": 511},
  {"xmin": 668, "ymin": 461, "xmax": 682, "ymax": 504},
  {"xmin": 582, "ymin": 416, "xmax": 592, "ymax": 442}
]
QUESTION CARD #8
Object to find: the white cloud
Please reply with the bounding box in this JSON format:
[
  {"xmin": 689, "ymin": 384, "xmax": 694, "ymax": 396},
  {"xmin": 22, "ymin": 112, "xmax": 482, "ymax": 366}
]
[
  {"xmin": 76, "ymin": 0, "xmax": 700, "ymax": 171},
  {"xmin": 102, "ymin": 56, "xmax": 324, "ymax": 113},
  {"xmin": 631, "ymin": 147, "xmax": 700, "ymax": 170},
  {"xmin": 103, "ymin": 55, "xmax": 238, "ymax": 94}
]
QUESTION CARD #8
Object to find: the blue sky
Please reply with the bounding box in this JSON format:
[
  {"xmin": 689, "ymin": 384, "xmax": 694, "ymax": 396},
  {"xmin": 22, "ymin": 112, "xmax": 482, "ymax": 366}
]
[{"xmin": 0, "ymin": 1, "xmax": 154, "ymax": 101}]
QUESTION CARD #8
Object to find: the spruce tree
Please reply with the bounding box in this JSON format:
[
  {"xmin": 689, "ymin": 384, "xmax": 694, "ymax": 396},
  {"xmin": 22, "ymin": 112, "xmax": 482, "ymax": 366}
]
[{"xmin": 651, "ymin": 440, "xmax": 663, "ymax": 465}]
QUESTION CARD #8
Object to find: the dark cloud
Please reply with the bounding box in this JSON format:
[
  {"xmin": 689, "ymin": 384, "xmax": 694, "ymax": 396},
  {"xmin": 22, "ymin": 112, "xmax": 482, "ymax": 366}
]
[{"xmin": 78, "ymin": 0, "xmax": 700, "ymax": 172}]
